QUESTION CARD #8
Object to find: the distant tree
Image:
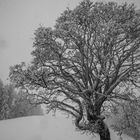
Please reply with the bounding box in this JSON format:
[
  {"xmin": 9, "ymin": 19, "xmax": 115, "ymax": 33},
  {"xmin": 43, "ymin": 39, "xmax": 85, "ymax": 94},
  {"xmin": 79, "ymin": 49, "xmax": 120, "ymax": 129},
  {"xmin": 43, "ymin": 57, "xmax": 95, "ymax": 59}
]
[
  {"xmin": 111, "ymin": 97, "xmax": 140, "ymax": 140},
  {"xmin": 0, "ymin": 79, "xmax": 43, "ymax": 120},
  {"xmin": 0, "ymin": 79, "xmax": 10, "ymax": 120},
  {"xmin": 10, "ymin": 90, "xmax": 43, "ymax": 118},
  {"xmin": 9, "ymin": 0, "xmax": 140, "ymax": 140}
]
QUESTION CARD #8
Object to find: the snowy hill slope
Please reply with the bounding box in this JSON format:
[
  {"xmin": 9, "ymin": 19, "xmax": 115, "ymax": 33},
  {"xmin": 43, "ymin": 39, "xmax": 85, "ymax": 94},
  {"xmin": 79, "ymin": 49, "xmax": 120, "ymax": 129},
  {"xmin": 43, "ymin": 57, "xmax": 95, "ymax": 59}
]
[{"xmin": 0, "ymin": 115, "xmax": 134, "ymax": 140}]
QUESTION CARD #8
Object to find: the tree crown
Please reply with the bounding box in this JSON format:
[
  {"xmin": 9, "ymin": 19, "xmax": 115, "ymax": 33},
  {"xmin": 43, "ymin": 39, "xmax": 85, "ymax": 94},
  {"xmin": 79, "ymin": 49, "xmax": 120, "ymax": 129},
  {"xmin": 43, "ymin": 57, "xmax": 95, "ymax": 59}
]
[{"xmin": 9, "ymin": 0, "xmax": 140, "ymax": 134}]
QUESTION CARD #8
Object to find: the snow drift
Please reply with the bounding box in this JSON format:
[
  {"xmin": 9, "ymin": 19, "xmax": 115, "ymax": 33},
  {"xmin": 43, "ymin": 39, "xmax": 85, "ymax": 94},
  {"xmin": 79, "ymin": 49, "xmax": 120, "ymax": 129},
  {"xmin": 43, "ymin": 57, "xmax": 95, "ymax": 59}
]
[{"xmin": 0, "ymin": 115, "xmax": 134, "ymax": 140}]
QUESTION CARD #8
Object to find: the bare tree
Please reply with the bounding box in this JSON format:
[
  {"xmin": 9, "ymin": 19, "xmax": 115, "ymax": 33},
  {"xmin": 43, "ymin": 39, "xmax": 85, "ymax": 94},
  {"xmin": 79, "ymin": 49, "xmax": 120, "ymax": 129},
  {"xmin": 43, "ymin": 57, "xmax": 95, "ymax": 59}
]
[{"xmin": 9, "ymin": 1, "xmax": 140, "ymax": 140}]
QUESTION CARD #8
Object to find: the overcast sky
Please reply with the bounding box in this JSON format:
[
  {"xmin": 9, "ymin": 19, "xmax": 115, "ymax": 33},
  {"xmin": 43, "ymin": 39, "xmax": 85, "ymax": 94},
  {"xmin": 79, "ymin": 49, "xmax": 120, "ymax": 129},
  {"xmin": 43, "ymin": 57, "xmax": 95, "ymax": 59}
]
[{"xmin": 0, "ymin": 0, "xmax": 140, "ymax": 83}]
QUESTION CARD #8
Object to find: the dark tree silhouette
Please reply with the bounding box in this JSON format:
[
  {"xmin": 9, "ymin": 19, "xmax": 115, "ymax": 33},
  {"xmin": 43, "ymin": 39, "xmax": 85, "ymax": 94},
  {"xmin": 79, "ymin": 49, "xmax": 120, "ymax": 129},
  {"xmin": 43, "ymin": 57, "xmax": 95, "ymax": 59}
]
[{"xmin": 9, "ymin": 0, "xmax": 140, "ymax": 140}]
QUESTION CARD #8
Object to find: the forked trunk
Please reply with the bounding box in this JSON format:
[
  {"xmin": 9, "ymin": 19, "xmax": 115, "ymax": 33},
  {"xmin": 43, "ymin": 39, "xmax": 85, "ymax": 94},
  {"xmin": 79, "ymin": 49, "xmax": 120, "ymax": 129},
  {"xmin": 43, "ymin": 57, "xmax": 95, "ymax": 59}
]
[{"xmin": 97, "ymin": 120, "xmax": 111, "ymax": 140}]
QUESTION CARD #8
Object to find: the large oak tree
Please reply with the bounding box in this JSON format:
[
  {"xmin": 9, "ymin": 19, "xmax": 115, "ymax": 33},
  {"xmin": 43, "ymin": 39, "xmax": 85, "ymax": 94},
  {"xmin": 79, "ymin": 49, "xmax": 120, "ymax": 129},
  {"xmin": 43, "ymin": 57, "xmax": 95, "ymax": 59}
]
[{"xmin": 9, "ymin": 0, "xmax": 140, "ymax": 140}]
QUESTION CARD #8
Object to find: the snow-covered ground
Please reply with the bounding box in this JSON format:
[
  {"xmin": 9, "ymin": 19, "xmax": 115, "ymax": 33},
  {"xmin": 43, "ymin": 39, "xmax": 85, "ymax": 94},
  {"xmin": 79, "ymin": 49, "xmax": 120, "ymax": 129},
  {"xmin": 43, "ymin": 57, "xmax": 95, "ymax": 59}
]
[{"xmin": 0, "ymin": 115, "xmax": 134, "ymax": 140}]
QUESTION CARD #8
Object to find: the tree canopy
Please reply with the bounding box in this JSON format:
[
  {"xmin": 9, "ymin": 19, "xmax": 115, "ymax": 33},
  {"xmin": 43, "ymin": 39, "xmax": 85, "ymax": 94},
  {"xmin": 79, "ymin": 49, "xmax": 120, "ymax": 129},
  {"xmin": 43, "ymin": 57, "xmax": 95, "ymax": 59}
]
[{"xmin": 9, "ymin": 0, "xmax": 140, "ymax": 139}]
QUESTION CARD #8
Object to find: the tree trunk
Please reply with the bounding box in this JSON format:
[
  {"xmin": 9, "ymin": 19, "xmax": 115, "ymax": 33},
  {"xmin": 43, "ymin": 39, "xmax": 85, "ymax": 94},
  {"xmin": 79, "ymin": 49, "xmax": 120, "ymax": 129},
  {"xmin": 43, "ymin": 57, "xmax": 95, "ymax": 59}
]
[{"xmin": 97, "ymin": 120, "xmax": 111, "ymax": 140}]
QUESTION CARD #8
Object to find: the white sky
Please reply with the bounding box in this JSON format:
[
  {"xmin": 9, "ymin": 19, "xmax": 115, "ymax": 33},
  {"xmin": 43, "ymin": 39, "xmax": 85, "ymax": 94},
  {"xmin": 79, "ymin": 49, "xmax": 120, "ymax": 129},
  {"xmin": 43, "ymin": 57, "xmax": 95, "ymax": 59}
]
[{"xmin": 0, "ymin": 0, "xmax": 140, "ymax": 83}]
